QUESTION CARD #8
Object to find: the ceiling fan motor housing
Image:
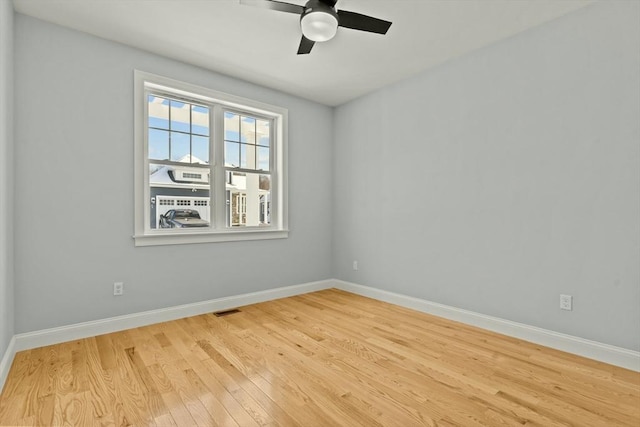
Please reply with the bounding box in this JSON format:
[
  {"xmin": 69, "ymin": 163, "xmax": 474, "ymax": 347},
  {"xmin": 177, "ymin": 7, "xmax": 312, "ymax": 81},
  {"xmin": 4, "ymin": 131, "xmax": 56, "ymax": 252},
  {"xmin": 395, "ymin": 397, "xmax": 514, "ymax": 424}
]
[
  {"xmin": 300, "ymin": 0, "xmax": 339, "ymax": 42},
  {"xmin": 239, "ymin": 0, "xmax": 391, "ymax": 54}
]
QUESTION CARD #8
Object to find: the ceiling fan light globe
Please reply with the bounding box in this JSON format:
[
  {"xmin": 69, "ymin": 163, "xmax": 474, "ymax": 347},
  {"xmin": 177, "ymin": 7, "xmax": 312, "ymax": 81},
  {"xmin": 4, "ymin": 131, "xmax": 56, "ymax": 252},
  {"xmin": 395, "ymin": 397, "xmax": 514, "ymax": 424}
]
[{"xmin": 301, "ymin": 11, "xmax": 338, "ymax": 42}]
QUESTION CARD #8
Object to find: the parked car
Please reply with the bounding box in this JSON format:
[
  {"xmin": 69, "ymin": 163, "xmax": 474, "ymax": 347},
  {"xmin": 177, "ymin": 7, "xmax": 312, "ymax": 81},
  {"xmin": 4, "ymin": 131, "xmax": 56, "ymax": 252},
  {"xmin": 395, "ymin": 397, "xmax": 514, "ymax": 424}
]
[{"xmin": 159, "ymin": 209, "xmax": 209, "ymax": 228}]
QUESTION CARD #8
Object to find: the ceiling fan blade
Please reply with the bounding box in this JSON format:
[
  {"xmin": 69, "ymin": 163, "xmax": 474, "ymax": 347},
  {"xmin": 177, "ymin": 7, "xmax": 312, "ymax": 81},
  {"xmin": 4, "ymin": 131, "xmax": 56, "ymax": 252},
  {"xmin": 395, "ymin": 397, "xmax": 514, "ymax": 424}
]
[
  {"xmin": 239, "ymin": 0, "xmax": 304, "ymax": 15},
  {"xmin": 318, "ymin": 0, "xmax": 338, "ymax": 7},
  {"xmin": 337, "ymin": 10, "xmax": 392, "ymax": 34},
  {"xmin": 297, "ymin": 35, "xmax": 315, "ymax": 55}
]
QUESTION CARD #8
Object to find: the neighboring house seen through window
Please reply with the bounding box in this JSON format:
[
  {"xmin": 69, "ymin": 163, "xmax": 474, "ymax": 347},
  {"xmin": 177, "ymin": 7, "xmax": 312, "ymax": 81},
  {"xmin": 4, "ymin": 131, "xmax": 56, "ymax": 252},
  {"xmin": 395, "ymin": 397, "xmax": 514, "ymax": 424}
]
[{"xmin": 134, "ymin": 71, "xmax": 288, "ymax": 246}]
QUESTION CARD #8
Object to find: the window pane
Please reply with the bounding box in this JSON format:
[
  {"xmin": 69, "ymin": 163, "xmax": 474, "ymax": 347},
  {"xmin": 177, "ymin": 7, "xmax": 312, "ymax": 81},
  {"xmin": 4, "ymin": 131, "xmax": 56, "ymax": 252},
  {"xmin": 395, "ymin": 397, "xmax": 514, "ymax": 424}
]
[
  {"xmin": 225, "ymin": 111, "xmax": 240, "ymax": 141},
  {"xmin": 240, "ymin": 144, "xmax": 256, "ymax": 169},
  {"xmin": 192, "ymin": 135, "xmax": 209, "ymax": 164},
  {"xmin": 192, "ymin": 105, "xmax": 209, "ymax": 136},
  {"xmin": 150, "ymin": 162, "xmax": 211, "ymax": 230},
  {"xmin": 258, "ymin": 146, "xmax": 269, "ymax": 171},
  {"xmin": 226, "ymin": 171, "xmax": 271, "ymax": 227},
  {"xmin": 170, "ymin": 132, "xmax": 190, "ymax": 162},
  {"xmin": 241, "ymin": 116, "xmax": 256, "ymax": 144},
  {"xmin": 256, "ymin": 119, "xmax": 270, "ymax": 147},
  {"xmin": 140, "ymin": 77, "xmax": 286, "ymax": 243},
  {"xmin": 170, "ymin": 100, "xmax": 190, "ymax": 133},
  {"xmin": 225, "ymin": 113, "xmax": 269, "ymax": 172},
  {"xmin": 149, "ymin": 128, "xmax": 169, "ymax": 160},
  {"xmin": 148, "ymin": 95, "xmax": 169, "ymax": 129},
  {"xmin": 225, "ymin": 141, "xmax": 240, "ymax": 167}
]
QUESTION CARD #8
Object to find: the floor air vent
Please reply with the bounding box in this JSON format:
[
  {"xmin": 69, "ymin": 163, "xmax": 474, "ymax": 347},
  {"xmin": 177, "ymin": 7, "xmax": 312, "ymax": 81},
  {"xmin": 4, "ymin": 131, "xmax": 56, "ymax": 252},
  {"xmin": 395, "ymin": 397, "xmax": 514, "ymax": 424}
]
[{"xmin": 214, "ymin": 309, "xmax": 241, "ymax": 317}]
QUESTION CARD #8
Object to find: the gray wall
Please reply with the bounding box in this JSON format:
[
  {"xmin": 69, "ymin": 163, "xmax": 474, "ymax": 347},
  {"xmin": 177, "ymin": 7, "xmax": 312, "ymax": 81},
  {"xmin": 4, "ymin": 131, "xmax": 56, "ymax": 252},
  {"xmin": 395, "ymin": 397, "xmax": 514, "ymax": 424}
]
[
  {"xmin": 332, "ymin": 1, "xmax": 640, "ymax": 351},
  {"xmin": 14, "ymin": 15, "xmax": 334, "ymax": 333},
  {"xmin": 8, "ymin": 2, "xmax": 640, "ymax": 353},
  {"xmin": 0, "ymin": 0, "xmax": 15, "ymax": 358}
]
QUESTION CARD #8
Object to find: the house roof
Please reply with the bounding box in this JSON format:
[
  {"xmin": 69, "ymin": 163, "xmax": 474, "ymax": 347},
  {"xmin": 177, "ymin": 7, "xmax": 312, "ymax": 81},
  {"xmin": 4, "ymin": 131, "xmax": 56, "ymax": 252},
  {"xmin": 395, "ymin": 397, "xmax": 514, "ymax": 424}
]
[{"xmin": 150, "ymin": 155, "xmax": 268, "ymax": 194}]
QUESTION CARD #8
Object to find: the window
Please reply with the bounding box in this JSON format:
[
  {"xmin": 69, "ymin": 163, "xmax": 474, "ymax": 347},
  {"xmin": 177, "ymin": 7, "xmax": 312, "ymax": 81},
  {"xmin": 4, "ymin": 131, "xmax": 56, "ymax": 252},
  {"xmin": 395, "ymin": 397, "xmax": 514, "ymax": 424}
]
[{"xmin": 134, "ymin": 71, "xmax": 288, "ymax": 246}]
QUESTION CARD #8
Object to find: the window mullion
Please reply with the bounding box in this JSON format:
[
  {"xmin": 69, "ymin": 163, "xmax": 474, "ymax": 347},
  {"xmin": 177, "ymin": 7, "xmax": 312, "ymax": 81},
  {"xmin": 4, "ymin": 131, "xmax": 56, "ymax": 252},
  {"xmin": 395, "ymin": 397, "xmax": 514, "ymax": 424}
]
[
  {"xmin": 269, "ymin": 117, "xmax": 278, "ymax": 228},
  {"xmin": 212, "ymin": 104, "xmax": 226, "ymax": 229},
  {"xmin": 142, "ymin": 89, "xmax": 152, "ymax": 233}
]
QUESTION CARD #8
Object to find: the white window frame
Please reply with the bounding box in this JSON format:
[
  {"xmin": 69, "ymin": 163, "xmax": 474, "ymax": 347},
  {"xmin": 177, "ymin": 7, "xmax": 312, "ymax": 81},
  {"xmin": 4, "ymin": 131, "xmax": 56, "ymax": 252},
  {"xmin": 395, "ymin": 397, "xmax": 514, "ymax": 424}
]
[{"xmin": 133, "ymin": 70, "xmax": 288, "ymax": 246}]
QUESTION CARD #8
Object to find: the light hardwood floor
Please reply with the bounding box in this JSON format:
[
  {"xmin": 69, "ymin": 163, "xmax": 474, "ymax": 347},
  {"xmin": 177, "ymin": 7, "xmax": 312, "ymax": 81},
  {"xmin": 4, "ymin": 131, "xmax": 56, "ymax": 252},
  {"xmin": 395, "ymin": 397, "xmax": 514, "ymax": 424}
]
[{"xmin": 0, "ymin": 289, "xmax": 638, "ymax": 426}]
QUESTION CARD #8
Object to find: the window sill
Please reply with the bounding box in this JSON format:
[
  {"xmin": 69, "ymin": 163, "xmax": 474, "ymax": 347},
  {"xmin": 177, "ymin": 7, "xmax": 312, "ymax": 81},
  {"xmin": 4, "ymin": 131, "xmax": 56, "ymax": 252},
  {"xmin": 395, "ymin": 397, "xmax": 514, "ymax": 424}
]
[{"xmin": 133, "ymin": 229, "xmax": 289, "ymax": 246}]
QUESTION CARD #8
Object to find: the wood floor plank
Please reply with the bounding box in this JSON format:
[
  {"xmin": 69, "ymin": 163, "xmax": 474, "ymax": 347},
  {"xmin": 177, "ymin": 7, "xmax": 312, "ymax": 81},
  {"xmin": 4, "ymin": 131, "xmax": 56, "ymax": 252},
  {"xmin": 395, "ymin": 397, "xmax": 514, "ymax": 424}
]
[
  {"xmin": 148, "ymin": 349, "xmax": 216, "ymax": 426},
  {"xmin": 253, "ymin": 317, "xmax": 452, "ymax": 425},
  {"xmin": 189, "ymin": 316, "xmax": 340, "ymax": 426},
  {"xmin": 0, "ymin": 394, "xmax": 26, "ymax": 426},
  {"xmin": 0, "ymin": 350, "xmax": 32, "ymax": 398},
  {"xmin": 182, "ymin": 368, "xmax": 240, "ymax": 427},
  {"xmin": 203, "ymin": 310, "xmax": 391, "ymax": 426},
  {"xmin": 1, "ymin": 289, "xmax": 638, "ymax": 426},
  {"xmin": 83, "ymin": 337, "xmax": 130, "ymax": 426},
  {"xmin": 125, "ymin": 347, "xmax": 170, "ymax": 421},
  {"xmin": 50, "ymin": 341, "xmax": 77, "ymax": 425}
]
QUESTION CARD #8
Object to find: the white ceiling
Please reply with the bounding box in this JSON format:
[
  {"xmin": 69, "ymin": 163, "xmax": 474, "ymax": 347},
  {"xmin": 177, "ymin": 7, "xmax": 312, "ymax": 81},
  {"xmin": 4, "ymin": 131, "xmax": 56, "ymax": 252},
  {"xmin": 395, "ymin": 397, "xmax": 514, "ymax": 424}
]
[{"xmin": 12, "ymin": 0, "xmax": 592, "ymax": 106}]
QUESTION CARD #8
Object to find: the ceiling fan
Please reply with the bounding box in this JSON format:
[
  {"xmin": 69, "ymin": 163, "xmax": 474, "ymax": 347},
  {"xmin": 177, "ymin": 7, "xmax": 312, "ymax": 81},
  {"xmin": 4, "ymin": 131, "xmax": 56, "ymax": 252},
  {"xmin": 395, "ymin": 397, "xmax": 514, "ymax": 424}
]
[{"xmin": 239, "ymin": 0, "xmax": 392, "ymax": 55}]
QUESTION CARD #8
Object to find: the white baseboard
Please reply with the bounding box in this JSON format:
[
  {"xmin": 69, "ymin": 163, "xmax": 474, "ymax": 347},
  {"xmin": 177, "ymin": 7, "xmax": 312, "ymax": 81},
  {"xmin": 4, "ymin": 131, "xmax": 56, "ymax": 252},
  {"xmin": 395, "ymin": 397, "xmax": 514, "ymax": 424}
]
[
  {"xmin": 332, "ymin": 280, "xmax": 640, "ymax": 372},
  {"xmin": 2, "ymin": 278, "xmax": 637, "ymax": 395},
  {"xmin": 0, "ymin": 336, "xmax": 16, "ymax": 393},
  {"xmin": 13, "ymin": 279, "xmax": 333, "ymax": 353}
]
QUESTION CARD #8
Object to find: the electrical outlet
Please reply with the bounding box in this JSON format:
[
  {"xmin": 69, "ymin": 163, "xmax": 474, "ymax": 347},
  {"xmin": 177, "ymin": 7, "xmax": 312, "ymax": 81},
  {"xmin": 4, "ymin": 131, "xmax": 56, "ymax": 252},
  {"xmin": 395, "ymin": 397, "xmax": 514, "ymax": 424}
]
[
  {"xmin": 352, "ymin": 260, "xmax": 358, "ymax": 271},
  {"xmin": 114, "ymin": 282, "xmax": 124, "ymax": 296},
  {"xmin": 560, "ymin": 294, "xmax": 572, "ymax": 311}
]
